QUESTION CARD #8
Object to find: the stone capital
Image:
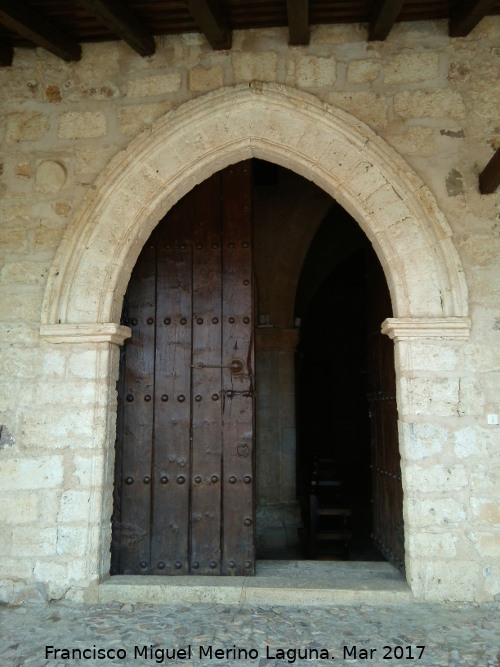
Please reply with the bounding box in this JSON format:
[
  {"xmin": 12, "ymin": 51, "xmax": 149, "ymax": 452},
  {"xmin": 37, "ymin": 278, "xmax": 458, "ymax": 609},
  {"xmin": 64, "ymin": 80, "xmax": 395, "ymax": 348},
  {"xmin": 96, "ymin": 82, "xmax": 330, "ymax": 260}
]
[
  {"xmin": 381, "ymin": 317, "xmax": 471, "ymax": 341},
  {"xmin": 40, "ymin": 323, "xmax": 132, "ymax": 345}
]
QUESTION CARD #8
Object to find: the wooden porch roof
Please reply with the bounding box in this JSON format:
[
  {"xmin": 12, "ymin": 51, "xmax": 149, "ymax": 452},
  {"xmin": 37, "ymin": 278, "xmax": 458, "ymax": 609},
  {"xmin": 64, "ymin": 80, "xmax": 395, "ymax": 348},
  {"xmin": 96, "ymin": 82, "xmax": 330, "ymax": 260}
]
[{"xmin": 1, "ymin": 1, "xmax": 499, "ymax": 66}]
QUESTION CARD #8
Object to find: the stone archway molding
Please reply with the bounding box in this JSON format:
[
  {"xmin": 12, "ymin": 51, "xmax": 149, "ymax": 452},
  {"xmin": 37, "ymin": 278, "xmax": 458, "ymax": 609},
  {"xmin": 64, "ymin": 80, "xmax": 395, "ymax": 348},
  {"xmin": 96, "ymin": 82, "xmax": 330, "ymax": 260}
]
[{"xmin": 40, "ymin": 82, "xmax": 470, "ymax": 344}]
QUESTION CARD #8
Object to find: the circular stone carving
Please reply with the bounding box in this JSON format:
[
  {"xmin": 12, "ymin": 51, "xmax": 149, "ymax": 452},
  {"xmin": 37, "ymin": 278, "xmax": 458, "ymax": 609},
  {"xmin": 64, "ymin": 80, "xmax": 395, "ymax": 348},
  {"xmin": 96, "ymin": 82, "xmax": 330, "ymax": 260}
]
[{"xmin": 36, "ymin": 160, "xmax": 67, "ymax": 193}]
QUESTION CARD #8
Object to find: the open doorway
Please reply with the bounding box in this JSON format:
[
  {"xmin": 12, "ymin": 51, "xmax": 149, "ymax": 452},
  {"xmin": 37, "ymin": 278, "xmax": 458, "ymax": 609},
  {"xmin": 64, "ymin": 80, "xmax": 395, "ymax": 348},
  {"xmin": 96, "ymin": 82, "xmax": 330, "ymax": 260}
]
[
  {"xmin": 253, "ymin": 163, "xmax": 404, "ymax": 568},
  {"xmin": 111, "ymin": 159, "xmax": 404, "ymax": 573},
  {"xmin": 295, "ymin": 210, "xmax": 376, "ymax": 562}
]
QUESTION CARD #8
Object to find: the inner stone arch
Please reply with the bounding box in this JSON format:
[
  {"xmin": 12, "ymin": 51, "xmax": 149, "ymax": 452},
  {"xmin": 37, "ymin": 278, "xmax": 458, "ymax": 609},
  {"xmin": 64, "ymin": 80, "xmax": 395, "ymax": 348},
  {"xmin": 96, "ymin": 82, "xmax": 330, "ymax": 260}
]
[{"xmin": 41, "ymin": 82, "xmax": 468, "ymax": 332}]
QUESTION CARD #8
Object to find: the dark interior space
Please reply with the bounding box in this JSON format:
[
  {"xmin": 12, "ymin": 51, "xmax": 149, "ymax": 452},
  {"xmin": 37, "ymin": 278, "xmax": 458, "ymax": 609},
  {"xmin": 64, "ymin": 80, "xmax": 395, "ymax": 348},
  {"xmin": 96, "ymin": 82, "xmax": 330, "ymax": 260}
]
[{"xmin": 295, "ymin": 204, "xmax": 386, "ymax": 561}]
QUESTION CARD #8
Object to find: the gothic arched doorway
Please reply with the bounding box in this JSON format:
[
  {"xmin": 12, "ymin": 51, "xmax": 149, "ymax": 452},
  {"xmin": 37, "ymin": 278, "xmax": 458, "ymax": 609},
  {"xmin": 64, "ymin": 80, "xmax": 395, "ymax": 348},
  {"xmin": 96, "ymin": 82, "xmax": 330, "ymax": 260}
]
[{"xmin": 41, "ymin": 84, "xmax": 470, "ymax": 598}]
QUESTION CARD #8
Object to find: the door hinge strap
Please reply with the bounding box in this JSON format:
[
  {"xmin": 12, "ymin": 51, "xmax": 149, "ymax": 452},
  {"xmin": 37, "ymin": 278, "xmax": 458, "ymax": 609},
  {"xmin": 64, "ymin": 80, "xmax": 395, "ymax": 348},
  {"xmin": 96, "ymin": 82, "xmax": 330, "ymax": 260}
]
[{"xmin": 220, "ymin": 389, "xmax": 254, "ymax": 398}]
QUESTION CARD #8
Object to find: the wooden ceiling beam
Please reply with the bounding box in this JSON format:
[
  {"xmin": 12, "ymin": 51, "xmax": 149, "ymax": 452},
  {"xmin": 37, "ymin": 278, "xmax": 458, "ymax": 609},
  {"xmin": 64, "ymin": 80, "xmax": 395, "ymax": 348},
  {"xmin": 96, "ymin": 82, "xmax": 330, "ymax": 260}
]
[
  {"xmin": 78, "ymin": 0, "xmax": 155, "ymax": 57},
  {"xmin": 479, "ymin": 147, "xmax": 500, "ymax": 194},
  {"xmin": 287, "ymin": 0, "xmax": 310, "ymax": 45},
  {"xmin": 0, "ymin": 0, "xmax": 81, "ymax": 61},
  {"xmin": 449, "ymin": 0, "xmax": 497, "ymax": 37},
  {"xmin": 369, "ymin": 0, "xmax": 405, "ymax": 41},
  {"xmin": 0, "ymin": 41, "xmax": 13, "ymax": 66},
  {"xmin": 186, "ymin": 0, "xmax": 231, "ymax": 50}
]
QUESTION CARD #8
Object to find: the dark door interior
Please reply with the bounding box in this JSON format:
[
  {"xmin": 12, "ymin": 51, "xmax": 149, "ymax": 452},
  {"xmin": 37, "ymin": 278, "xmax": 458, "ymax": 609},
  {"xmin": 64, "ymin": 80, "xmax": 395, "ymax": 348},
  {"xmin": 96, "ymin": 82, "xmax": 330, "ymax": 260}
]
[
  {"xmin": 295, "ymin": 203, "xmax": 404, "ymax": 569},
  {"xmin": 112, "ymin": 161, "xmax": 255, "ymax": 576}
]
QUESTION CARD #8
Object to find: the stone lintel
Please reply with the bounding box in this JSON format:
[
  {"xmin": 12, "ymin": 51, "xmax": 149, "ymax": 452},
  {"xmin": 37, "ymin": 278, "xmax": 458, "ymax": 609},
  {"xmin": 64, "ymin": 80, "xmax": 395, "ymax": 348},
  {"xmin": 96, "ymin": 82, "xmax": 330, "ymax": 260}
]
[
  {"xmin": 381, "ymin": 317, "xmax": 471, "ymax": 341},
  {"xmin": 40, "ymin": 323, "xmax": 132, "ymax": 345}
]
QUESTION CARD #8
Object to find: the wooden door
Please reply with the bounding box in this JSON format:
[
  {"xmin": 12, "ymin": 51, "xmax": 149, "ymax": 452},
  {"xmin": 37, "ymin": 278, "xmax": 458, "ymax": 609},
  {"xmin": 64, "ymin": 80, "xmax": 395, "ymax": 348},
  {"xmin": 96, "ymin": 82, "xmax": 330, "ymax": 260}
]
[
  {"xmin": 365, "ymin": 250, "xmax": 405, "ymax": 571},
  {"xmin": 111, "ymin": 161, "xmax": 255, "ymax": 576}
]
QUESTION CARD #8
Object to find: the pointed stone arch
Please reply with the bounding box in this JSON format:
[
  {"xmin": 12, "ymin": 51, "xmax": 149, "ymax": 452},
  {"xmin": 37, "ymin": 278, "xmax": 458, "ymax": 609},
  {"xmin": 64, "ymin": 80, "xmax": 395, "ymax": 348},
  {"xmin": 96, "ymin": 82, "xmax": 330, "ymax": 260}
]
[
  {"xmin": 39, "ymin": 83, "xmax": 472, "ymax": 598},
  {"xmin": 41, "ymin": 82, "xmax": 469, "ymax": 339}
]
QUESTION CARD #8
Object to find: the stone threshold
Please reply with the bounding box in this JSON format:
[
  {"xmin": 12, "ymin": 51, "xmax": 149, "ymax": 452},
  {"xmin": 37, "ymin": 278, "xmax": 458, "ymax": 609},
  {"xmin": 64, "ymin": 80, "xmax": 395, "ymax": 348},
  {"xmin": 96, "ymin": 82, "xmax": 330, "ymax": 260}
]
[{"xmin": 99, "ymin": 561, "xmax": 414, "ymax": 606}]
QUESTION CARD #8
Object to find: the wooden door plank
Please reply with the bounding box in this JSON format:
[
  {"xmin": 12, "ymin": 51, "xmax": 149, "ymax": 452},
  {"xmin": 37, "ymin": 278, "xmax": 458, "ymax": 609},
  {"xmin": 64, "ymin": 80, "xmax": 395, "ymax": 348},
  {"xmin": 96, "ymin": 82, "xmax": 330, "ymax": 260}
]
[
  {"xmin": 190, "ymin": 174, "xmax": 224, "ymax": 574},
  {"xmin": 110, "ymin": 339, "xmax": 126, "ymax": 575},
  {"xmin": 150, "ymin": 199, "xmax": 192, "ymax": 575},
  {"xmin": 221, "ymin": 161, "xmax": 255, "ymax": 576},
  {"xmin": 365, "ymin": 248, "xmax": 404, "ymax": 571},
  {"xmin": 120, "ymin": 242, "xmax": 156, "ymax": 573}
]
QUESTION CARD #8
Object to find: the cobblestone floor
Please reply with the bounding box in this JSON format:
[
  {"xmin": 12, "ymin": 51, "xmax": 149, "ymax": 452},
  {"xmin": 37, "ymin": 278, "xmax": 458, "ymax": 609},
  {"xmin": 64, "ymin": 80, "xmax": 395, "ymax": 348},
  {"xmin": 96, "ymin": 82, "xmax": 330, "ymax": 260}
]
[{"xmin": 1, "ymin": 600, "xmax": 499, "ymax": 667}]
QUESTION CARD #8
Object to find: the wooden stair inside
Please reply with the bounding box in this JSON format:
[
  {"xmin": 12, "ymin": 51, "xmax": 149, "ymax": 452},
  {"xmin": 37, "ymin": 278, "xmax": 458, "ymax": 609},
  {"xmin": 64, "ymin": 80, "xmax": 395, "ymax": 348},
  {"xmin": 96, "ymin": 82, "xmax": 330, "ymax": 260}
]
[{"xmin": 308, "ymin": 458, "xmax": 352, "ymax": 559}]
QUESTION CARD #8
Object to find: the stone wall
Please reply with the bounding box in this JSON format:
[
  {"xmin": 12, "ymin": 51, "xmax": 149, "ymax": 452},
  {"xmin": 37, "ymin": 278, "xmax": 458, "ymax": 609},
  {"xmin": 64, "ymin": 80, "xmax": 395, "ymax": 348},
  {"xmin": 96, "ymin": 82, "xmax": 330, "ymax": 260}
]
[{"xmin": 0, "ymin": 18, "xmax": 499, "ymax": 603}]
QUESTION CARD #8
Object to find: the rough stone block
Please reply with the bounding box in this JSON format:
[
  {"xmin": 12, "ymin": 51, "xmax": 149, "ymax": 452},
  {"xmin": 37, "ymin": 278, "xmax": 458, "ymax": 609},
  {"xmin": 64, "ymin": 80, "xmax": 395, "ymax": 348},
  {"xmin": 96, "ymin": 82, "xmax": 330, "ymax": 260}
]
[
  {"xmin": 41, "ymin": 347, "xmax": 67, "ymax": 376},
  {"xmin": 5, "ymin": 112, "xmax": 49, "ymax": 142},
  {"xmin": 188, "ymin": 65, "xmax": 224, "ymax": 92},
  {"xmin": 64, "ymin": 559, "xmax": 89, "ymax": 582},
  {"xmin": 394, "ymin": 89, "xmax": 466, "ymax": 119},
  {"xmin": 386, "ymin": 126, "xmax": 437, "ymax": 157},
  {"xmin": 413, "ymin": 560, "xmax": 481, "ymax": 601},
  {"xmin": 400, "ymin": 421, "xmax": 448, "ymax": 461},
  {"xmin": 470, "ymin": 498, "xmax": 500, "ymax": 524},
  {"xmin": 12, "ymin": 526, "xmax": 57, "ymax": 557},
  {"xmin": 407, "ymin": 532, "xmax": 457, "ymax": 558},
  {"xmin": 56, "ymin": 525, "xmax": 90, "ymax": 555},
  {"xmin": 0, "ymin": 224, "xmax": 28, "ymax": 252},
  {"xmin": 396, "ymin": 341, "xmax": 458, "ymax": 372},
  {"xmin": 0, "ymin": 557, "xmax": 38, "ymax": 580},
  {"xmin": 454, "ymin": 426, "xmax": 488, "ymax": 459},
  {"xmin": 470, "ymin": 80, "xmax": 500, "ymax": 120},
  {"xmin": 33, "ymin": 561, "xmax": 68, "ymax": 588},
  {"xmin": 68, "ymin": 350, "xmax": 99, "ymax": 378},
  {"xmin": 0, "ymin": 291, "xmax": 42, "ymax": 321},
  {"xmin": 58, "ymin": 490, "xmax": 91, "ymax": 523},
  {"xmin": 470, "ymin": 532, "xmax": 500, "ymax": 558},
  {"xmin": 0, "ymin": 198, "xmax": 32, "ymax": 223},
  {"xmin": 405, "ymin": 464, "xmax": 468, "ymax": 493},
  {"xmin": 12, "ymin": 582, "xmax": 48, "ymax": 605},
  {"xmin": 232, "ymin": 52, "xmax": 278, "ymax": 83},
  {"xmin": 72, "ymin": 454, "xmax": 105, "ymax": 487},
  {"xmin": 399, "ymin": 377, "xmax": 460, "ymax": 416},
  {"xmin": 36, "ymin": 381, "xmax": 98, "ymax": 406},
  {"xmin": 33, "ymin": 219, "xmax": 66, "ymax": 252},
  {"xmin": 1, "ymin": 457, "xmax": 63, "ymax": 490},
  {"xmin": 1, "ymin": 261, "xmax": 49, "ymax": 286},
  {"xmin": 458, "ymin": 377, "xmax": 485, "ymax": 416},
  {"xmin": 384, "ymin": 52, "xmax": 439, "ymax": 84},
  {"xmin": 0, "ymin": 492, "xmax": 38, "ymax": 523},
  {"xmin": 117, "ymin": 102, "xmax": 173, "ymax": 136},
  {"xmin": 346, "ymin": 59, "xmax": 381, "ymax": 83},
  {"xmin": 126, "ymin": 72, "xmax": 181, "ymax": 98},
  {"xmin": 295, "ymin": 55, "xmax": 336, "ymax": 88},
  {"xmin": 58, "ymin": 111, "xmax": 107, "ymax": 139},
  {"xmin": 406, "ymin": 497, "xmax": 467, "ymax": 527},
  {"xmin": 324, "ymin": 91, "xmax": 388, "ymax": 127}
]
